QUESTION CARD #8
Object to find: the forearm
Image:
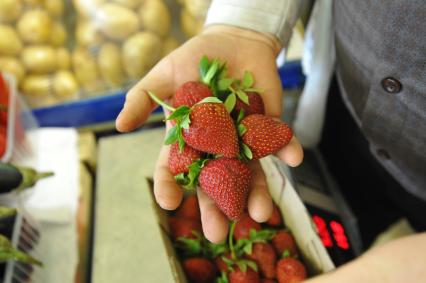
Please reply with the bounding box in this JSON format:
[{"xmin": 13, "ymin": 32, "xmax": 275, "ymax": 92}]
[
  {"xmin": 306, "ymin": 233, "xmax": 426, "ymax": 283},
  {"xmin": 205, "ymin": 0, "xmax": 303, "ymax": 48}
]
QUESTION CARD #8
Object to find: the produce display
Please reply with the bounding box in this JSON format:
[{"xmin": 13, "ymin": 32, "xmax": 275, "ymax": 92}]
[
  {"xmin": 169, "ymin": 195, "xmax": 308, "ymax": 283},
  {"xmin": 179, "ymin": 0, "xmax": 210, "ymax": 37},
  {"xmin": 150, "ymin": 56, "xmax": 293, "ymax": 220},
  {"xmin": 0, "ymin": 0, "xmax": 180, "ymax": 108}
]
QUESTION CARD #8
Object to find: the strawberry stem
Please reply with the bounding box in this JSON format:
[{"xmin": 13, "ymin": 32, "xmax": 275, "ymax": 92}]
[
  {"xmin": 229, "ymin": 221, "xmax": 236, "ymax": 260},
  {"xmin": 148, "ymin": 91, "xmax": 176, "ymax": 112}
]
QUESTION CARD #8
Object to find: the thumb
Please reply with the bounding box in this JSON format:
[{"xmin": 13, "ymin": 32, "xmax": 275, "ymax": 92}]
[{"xmin": 116, "ymin": 57, "xmax": 175, "ymax": 132}]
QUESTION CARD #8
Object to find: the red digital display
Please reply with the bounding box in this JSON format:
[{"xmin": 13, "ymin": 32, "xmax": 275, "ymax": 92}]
[{"xmin": 312, "ymin": 215, "xmax": 350, "ymax": 250}]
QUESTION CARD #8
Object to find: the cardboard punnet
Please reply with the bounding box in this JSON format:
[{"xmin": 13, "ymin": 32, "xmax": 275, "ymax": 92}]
[{"xmin": 94, "ymin": 129, "xmax": 335, "ymax": 283}]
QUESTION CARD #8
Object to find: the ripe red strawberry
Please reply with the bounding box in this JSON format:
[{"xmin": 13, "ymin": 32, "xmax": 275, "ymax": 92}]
[
  {"xmin": 272, "ymin": 231, "xmax": 298, "ymax": 257},
  {"xmin": 233, "ymin": 92, "xmax": 265, "ymax": 117},
  {"xmin": 168, "ymin": 143, "xmax": 203, "ymax": 175},
  {"xmin": 182, "ymin": 257, "xmax": 217, "ymax": 283},
  {"xmin": 246, "ymin": 243, "xmax": 277, "ymax": 279},
  {"xmin": 240, "ymin": 115, "xmax": 293, "ymax": 160},
  {"xmin": 229, "ymin": 266, "xmax": 260, "ymax": 283},
  {"xmin": 176, "ymin": 195, "xmax": 201, "ymax": 221},
  {"xmin": 168, "ymin": 216, "xmax": 202, "ymax": 240},
  {"xmin": 276, "ymin": 258, "xmax": 306, "ymax": 283},
  {"xmin": 266, "ymin": 204, "xmax": 282, "ymax": 227},
  {"xmin": 199, "ymin": 158, "xmax": 251, "ymax": 220},
  {"xmin": 260, "ymin": 279, "xmax": 276, "ymax": 283},
  {"xmin": 183, "ymin": 103, "xmax": 239, "ymax": 158},
  {"xmin": 233, "ymin": 214, "xmax": 261, "ymax": 240},
  {"xmin": 172, "ymin": 81, "xmax": 212, "ymax": 108}
]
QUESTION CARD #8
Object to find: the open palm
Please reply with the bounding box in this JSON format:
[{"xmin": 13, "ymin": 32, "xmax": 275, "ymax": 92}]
[{"xmin": 116, "ymin": 25, "xmax": 303, "ymax": 243}]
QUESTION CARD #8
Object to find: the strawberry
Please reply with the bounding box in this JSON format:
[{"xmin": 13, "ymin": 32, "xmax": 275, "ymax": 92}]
[
  {"xmin": 229, "ymin": 266, "xmax": 260, "ymax": 283},
  {"xmin": 173, "ymin": 81, "xmax": 213, "ymax": 108},
  {"xmin": 260, "ymin": 279, "xmax": 276, "ymax": 283},
  {"xmin": 233, "ymin": 214, "xmax": 261, "ymax": 240},
  {"xmin": 183, "ymin": 102, "xmax": 239, "ymax": 158},
  {"xmin": 168, "ymin": 216, "xmax": 202, "ymax": 240},
  {"xmin": 276, "ymin": 258, "xmax": 306, "ymax": 283},
  {"xmin": 246, "ymin": 243, "xmax": 277, "ymax": 279},
  {"xmin": 272, "ymin": 231, "xmax": 298, "ymax": 257},
  {"xmin": 266, "ymin": 204, "xmax": 282, "ymax": 227},
  {"xmin": 183, "ymin": 257, "xmax": 217, "ymax": 283},
  {"xmin": 240, "ymin": 115, "xmax": 293, "ymax": 160},
  {"xmin": 199, "ymin": 158, "xmax": 251, "ymax": 220},
  {"xmin": 168, "ymin": 143, "xmax": 203, "ymax": 175},
  {"xmin": 176, "ymin": 194, "xmax": 201, "ymax": 221},
  {"xmin": 233, "ymin": 92, "xmax": 265, "ymax": 117}
]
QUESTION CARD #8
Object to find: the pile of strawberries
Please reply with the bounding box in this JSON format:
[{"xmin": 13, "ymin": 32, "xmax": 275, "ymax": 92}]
[
  {"xmin": 168, "ymin": 195, "xmax": 307, "ymax": 283},
  {"xmin": 150, "ymin": 56, "xmax": 293, "ymax": 220}
]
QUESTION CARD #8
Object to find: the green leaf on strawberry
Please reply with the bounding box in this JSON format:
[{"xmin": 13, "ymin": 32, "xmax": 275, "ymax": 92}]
[
  {"xmin": 218, "ymin": 78, "xmax": 234, "ymax": 91},
  {"xmin": 175, "ymin": 236, "xmax": 203, "ymax": 257},
  {"xmin": 216, "ymin": 271, "xmax": 229, "ymax": 283},
  {"xmin": 236, "ymin": 89, "xmax": 249, "ymax": 105},
  {"xmin": 237, "ymin": 109, "xmax": 245, "ymax": 124},
  {"xmin": 197, "ymin": 97, "xmax": 223, "ymax": 104},
  {"xmin": 236, "ymin": 259, "xmax": 258, "ymax": 273},
  {"xmin": 238, "ymin": 124, "xmax": 246, "ymax": 136},
  {"xmin": 199, "ymin": 56, "xmax": 210, "ymax": 79},
  {"xmin": 203, "ymin": 60, "xmax": 220, "ymax": 85},
  {"xmin": 242, "ymin": 143, "xmax": 253, "ymax": 160},
  {"xmin": 165, "ymin": 125, "xmax": 178, "ymax": 145},
  {"xmin": 224, "ymin": 93, "xmax": 237, "ymax": 113},
  {"xmin": 242, "ymin": 71, "xmax": 254, "ymax": 89},
  {"xmin": 167, "ymin": 106, "xmax": 190, "ymax": 121}
]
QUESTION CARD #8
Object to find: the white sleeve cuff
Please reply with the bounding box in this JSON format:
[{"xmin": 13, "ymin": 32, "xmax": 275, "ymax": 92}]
[{"xmin": 205, "ymin": 0, "xmax": 301, "ymax": 46}]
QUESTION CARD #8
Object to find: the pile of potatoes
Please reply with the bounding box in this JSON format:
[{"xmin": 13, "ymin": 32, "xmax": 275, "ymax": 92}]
[
  {"xmin": 72, "ymin": 0, "xmax": 180, "ymax": 95},
  {"xmin": 179, "ymin": 0, "xmax": 211, "ymax": 37},
  {"xmin": 0, "ymin": 0, "xmax": 181, "ymax": 108},
  {"xmin": 0, "ymin": 0, "xmax": 79, "ymax": 107}
]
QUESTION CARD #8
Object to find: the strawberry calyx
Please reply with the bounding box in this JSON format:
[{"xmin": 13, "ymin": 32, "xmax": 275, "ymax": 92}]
[
  {"xmin": 235, "ymin": 228, "xmax": 276, "ymax": 257},
  {"xmin": 234, "ymin": 109, "xmax": 253, "ymax": 161},
  {"xmin": 175, "ymin": 158, "xmax": 209, "ymax": 189},
  {"xmin": 199, "ymin": 56, "xmax": 231, "ymax": 98},
  {"xmin": 175, "ymin": 231, "xmax": 228, "ymax": 259},
  {"xmin": 216, "ymin": 271, "xmax": 229, "ymax": 283}
]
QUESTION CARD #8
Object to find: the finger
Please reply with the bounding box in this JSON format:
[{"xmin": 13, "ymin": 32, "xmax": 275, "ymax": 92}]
[
  {"xmin": 153, "ymin": 144, "xmax": 183, "ymax": 210},
  {"xmin": 197, "ymin": 187, "xmax": 229, "ymax": 243},
  {"xmin": 247, "ymin": 162, "xmax": 273, "ymax": 223},
  {"xmin": 276, "ymin": 136, "xmax": 304, "ymax": 167},
  {"xmin": 116, "ymin": 56, "xmax": 175, "ymax": 132}
]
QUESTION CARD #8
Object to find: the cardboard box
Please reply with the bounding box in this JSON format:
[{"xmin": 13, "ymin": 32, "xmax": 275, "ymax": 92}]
[{"xmin": 94, "ymin": 129, "xmax": 335, "ymax": 283}]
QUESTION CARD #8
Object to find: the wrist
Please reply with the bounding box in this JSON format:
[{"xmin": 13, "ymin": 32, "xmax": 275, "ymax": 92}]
[{"xmin": 202, "ymin": 24, "xmax": 283, "ymax": 57}]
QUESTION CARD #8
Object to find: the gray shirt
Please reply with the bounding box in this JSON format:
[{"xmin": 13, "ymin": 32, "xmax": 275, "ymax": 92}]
[
  {"xmin": 334, "ymin": 0, "xmax": 426, "ymax": 200},
  {"xmin": 206, "ymin": 0, "xmax": 426, "ymax": 200}
]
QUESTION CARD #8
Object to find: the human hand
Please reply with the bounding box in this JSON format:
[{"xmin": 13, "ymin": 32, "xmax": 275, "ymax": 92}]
[{"xmin": 115, "ymin": 25, "xmax": 303, "ymax": 243}]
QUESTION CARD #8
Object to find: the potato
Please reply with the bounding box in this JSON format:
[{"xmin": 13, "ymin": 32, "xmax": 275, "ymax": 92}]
[
  {"xmin": 21, "ymin": 46, "xmax": 57, "ymax": 73},
  {"xmin": 44, "ymin": 0, "xmax": 64, "ymax": 18},
  {"xmin": 122, "ymin": 32, "xmax": 162, "ymax": 79},
  {"xmin": 23, "ymin": 0, "xmax": 44, "ymax": 6},
  {"xmin": 98, "ymin": 42, "xmax": 124, "ymax": 86},
  {"xmin": 75, "ymin": 20, "xmax": 103, "ymax": 47},
  {"xmin": 139, "ymin": 0, "xmax": 170, "ymax": 37},
  {"xmin": 17, "ymin": 10, "xmax": 52, "ymax": 44},
  {"xmin": 72, "ymin": 47, "xmax": 101, "ymax": 92},
  {"xmin": 56, "ymin": 48, "xmax": 71, "ymax": 70},
  {"xmin": 73, "ymin": 0, "xmax": 104, "ymax": 18},
  {"xmin": 183, "ymin": 0, "xmax": 210, "ymax": 18},
  {"xmin": 111, "ymin": 0, "xmax": 143, "ymax": 9},
  {"xmin": 50, "ymin": 22, "xmax": 67, "ymax": 46},
  {"xmin": 0, "ymin": 56, "xmax": 26, "ymax": 83},
  {"xmin": 180, "ymin": 8, "xmax": 203, "ymax": 38},
  {"xmin": 0, "ymin": 25, "xmax": 23, "ymax": 56},
  {"xmin": 96, "ymin": 3, "xmax": 139, "ymax": 40},
  {"xmin": 162, "ymin": 37, "xmax": 180, "ymax": 57},
  {"xmin": 0, "ymin": 0, "xmax": 22, "ymax": 23},
  {"xmin": 53, "ymin": 70, "xmax": 79, "ymax": 98},
  {"xmin": 20, "ymin": 74, "xmax": 51, "ymax": 97}
]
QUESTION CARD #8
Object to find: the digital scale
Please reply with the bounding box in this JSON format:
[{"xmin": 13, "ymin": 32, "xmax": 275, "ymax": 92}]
[{"xmin": 287, "ymin": 149, "xmax": 362, "ymax": 265}]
